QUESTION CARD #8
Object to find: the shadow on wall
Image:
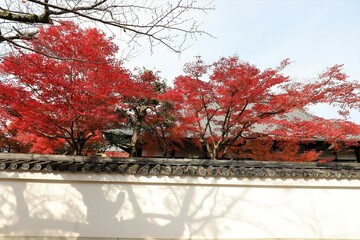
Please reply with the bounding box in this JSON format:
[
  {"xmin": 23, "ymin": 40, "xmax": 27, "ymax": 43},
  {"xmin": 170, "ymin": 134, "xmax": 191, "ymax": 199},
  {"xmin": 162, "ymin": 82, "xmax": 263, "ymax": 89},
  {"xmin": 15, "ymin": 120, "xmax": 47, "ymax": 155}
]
[{"xmin": 0, "ymin": 173, "xmax": 245, "ymax": 239}]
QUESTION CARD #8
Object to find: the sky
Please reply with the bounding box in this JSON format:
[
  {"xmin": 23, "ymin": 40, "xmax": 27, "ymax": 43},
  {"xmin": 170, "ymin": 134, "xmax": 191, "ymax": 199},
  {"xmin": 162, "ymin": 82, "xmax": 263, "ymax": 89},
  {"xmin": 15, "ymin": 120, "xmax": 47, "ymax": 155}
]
[{"xmin": 124, "ymin": 0, "xmax": 360, "ymax": 124}]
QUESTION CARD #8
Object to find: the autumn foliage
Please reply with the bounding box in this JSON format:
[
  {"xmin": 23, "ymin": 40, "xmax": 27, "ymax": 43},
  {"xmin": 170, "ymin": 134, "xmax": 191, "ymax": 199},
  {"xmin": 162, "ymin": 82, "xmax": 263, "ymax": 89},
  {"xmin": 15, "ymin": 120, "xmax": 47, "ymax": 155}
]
[
  {"xmin": 105, "ymin": 69, "xmax": 180, "ymax": 157},
  {"xmin": 167, "ymin": 56, "xmax": 360, "ymax": 160},
  {"xmin": 0, "ymin": 22, "xmax": 128, "ymax": 155},
  {"xmin": 0, "ymin": 22, "xmax": 359, "ymax": 160}
]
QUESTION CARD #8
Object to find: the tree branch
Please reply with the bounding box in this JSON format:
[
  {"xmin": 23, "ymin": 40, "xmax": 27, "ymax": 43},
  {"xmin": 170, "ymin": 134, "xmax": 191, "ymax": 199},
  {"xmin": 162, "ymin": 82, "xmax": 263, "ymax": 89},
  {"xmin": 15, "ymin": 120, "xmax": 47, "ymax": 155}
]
[{"xmin": 0, "ymin": 0, "xmax": 213, "ymax": 55}]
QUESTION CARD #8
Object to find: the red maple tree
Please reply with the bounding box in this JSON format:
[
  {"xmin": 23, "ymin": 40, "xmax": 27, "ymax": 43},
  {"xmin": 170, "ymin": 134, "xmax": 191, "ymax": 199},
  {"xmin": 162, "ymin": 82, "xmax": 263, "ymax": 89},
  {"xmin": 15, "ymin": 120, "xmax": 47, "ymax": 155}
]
[
  {"xmin": 106, "ymin": 69, "xmax": 180, "ymax": 157},
  {"xmin": 0, "ymin": 22, "xmax": 129, "ymax": 155},
  {"xmin": 168, "ymin": 56, "xmax": 360, "ymax": 160},
  {"xmin": 142, "ymin": 99, "xmax": 185, "ymax": 157}
]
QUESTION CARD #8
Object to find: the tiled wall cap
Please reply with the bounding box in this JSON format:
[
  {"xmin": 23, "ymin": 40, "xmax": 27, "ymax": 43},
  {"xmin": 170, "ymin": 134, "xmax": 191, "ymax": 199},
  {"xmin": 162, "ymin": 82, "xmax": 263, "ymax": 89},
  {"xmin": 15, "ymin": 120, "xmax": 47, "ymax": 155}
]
[{"xmin": 0, "ymin": 155, "xmax": 359, "ymax": 180}]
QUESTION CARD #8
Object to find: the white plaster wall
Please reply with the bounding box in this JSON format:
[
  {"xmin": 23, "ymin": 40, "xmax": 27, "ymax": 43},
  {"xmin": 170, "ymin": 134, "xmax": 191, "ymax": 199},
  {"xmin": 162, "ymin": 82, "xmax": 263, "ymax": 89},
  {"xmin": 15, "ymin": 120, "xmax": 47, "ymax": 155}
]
[{"xmin": 0, "ymin": 172, "xmax": 360, "ymax": 240}]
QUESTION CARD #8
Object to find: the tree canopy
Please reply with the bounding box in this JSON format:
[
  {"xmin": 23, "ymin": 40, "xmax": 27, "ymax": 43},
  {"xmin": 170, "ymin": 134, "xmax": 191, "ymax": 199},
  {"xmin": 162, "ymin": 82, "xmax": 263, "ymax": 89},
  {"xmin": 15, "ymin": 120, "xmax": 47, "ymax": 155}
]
[
  {"xmin": 167, "ymin": 56, "xmax": 360, "ymax": 160},
  {"xmin": 103, "ymin": 68, "xmax": 182, "ymax": 157},
  {"xmin": 0, "ymin": 22, "xmax": 129, "ymax": 155},
  {"xmin": 0, "ymin": 22, "xmax": 358, "ymax": 161}
]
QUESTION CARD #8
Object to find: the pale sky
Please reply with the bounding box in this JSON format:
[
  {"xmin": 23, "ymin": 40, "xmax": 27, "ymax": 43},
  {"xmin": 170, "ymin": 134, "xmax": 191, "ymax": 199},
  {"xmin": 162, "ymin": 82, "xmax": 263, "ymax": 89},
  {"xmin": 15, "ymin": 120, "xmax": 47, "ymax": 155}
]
[{"xmin": 124, "ymin": 0, "xmax": 360, "ymax": 123}]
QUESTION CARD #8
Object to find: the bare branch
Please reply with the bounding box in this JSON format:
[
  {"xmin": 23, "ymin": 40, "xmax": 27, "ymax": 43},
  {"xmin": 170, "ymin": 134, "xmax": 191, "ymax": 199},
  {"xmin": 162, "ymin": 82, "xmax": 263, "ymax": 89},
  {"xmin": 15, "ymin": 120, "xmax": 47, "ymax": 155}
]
[{"xmin": 0, "ymin": 0, "xmax": 213, "ymax": 56}]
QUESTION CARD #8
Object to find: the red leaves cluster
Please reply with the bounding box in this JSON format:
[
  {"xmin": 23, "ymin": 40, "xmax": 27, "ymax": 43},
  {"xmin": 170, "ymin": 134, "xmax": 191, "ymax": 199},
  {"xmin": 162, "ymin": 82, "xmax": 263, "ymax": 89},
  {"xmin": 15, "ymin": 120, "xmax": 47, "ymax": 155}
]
[
  {"xmin": 168, "ymin": 56, "xmax": 359, "ymax": 160},
  {"xmin": 116, "ymin": 69, "xmax": 182, "ymax": 157},
  {"xmin": 31, "ymin": 21, "xmax": 118, "ymax": 62},
  {"xmin": 0, "ymin": 22, "xmax": 128, "ymax": 155},
  {"xmin": 0, "ymin": 22, "xmax": 358, "ymax": 161},
  {"xmin": 233, "ymin": 139, "xmax": 321, "ymax": 162}
]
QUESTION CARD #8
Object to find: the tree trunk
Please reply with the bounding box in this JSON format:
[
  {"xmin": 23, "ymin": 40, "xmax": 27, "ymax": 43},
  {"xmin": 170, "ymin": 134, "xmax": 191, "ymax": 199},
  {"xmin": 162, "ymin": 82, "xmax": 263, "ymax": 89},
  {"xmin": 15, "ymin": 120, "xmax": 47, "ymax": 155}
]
[
  {"xmin": 208, "ymin": 145, "xmax": 218, "ymax": 160},
  {"xmin": 203, "ymin": 140, "xmax": 219, "ymax": 160},
  {"xmin": 129, "ymin": 131, "xmax": 138, "ymax": 157},
  {"xmin": 129, "ymin": 115, "xmax": 145, "ymax": 157},
  {"xmin": 129, "ymin": 106, "xmax": 148, "ymax": 157}
]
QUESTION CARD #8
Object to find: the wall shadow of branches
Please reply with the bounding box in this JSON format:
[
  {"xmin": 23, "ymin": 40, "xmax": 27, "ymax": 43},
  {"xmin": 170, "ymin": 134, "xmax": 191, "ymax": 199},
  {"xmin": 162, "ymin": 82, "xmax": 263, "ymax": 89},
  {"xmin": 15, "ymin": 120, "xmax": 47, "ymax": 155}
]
[{"xmin": 0, "ymin": 173, "xmax": 246, "ymax": 239}]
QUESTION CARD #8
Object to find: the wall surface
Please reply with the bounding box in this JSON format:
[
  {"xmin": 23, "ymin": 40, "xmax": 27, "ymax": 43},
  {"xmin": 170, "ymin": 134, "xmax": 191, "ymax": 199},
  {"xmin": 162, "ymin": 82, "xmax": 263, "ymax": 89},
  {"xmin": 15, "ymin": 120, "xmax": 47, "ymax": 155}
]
[{"xmin": 0, "ymin": 171, "xmax": 360, "ymax": 240}]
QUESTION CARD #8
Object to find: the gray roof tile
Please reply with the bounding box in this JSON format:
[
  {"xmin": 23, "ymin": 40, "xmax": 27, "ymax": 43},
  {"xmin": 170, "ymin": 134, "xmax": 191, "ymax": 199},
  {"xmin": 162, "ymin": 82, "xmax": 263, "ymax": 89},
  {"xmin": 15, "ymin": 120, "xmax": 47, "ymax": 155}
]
[{"xmin": 0, "ymin": 153, "xmax": 359, "ymax": 180}]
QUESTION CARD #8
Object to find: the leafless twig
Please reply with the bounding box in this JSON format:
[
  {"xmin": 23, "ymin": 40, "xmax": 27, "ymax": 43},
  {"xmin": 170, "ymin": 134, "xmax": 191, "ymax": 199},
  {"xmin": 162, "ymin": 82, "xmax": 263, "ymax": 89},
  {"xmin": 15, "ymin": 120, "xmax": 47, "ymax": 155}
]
[{"xmin": 0, "ymin": 0, "xmax": 213, "ymax": 57}]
